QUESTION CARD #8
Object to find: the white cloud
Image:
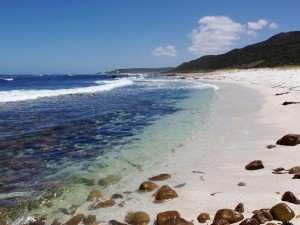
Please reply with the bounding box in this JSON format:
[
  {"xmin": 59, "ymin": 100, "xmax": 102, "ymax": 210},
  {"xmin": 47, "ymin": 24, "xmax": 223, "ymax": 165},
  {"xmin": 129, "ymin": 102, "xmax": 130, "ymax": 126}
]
[
  {"xmin": 152, "ymin": 45, "xmax": 177, "ymax": 57},
  {"xmin": 188, "ymin": 16, "xmax": 279, "ymax": 56},
  {"xmin": 269, "ymin": 22, "xmax": 279, "ymax": 29},
  {"xmin": 247, "ymin": 19, "xmax": 268, "ymax": 30},
  {"xmin": 188, "ymin": 16, "xmax": 245, "ymax": 56}
]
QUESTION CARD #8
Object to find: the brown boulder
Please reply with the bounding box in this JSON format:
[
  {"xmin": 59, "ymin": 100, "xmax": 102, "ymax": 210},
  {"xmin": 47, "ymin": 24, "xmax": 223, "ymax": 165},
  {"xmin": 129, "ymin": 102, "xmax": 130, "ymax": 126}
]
[
  {"xmin": 155, "ymin": 185, "xmax": 178, "ymax": 202},
  {"xmin": 211, "ymin": 219, "xmax": 230, "ymax": 225},
  {"xmin": 214, "ymin": 209, "xmax": 244, "ymax": 224},
  {"xmin": 276, "ymin": 133, "xmax": 300, "ymax": 146},
  {"xmin": 239, "ymin": 218, "xmax": 259, "ymax": 225},
  {"xmin": 292, "ymin": 173, "xmax": 300, "ymax": 179},
  {"xmin": 252, "ymin": 212, "xmax": 271, "ymax": 223},
  {"xmin": 289, "ymin": 166, "xmax": 300, "ymax": 174},
  {"xmin": 149, "ymin": 174, "xmax": 171, "ymax": 181},
  {"xmin": 234, "ymin": 203, "xmax": 244, "ymax": 213},
  {"xmin": 245, "ymin": 160, "xmax": 264, "ymax": 170},
  {"xmin": 111, "ymin": 194, "xmax": 123, "ymax": 199},
  {"xmin": 197, "ymin": 213, "xmax": 210, "ymax": 223},
  {"xmin": 270, "ymin": 203, "xmax": 295, "ymax": 221},
  {"xmin": 125, "ymin": 211, "xmax": 150, "ymax": 225},
  {"xmin": 89, "ymin": 200, "xmax": 115, "ymax": 210},
  {"xmin": 139, "ymin": 181, "xmax": 158, "ymax": 192},
  {"xmin": 86, "ymin": 189, "xmax": 102, "ymax": 201},
  {"xmin": 63, "ymin": 214, "xmax": 84, "ymax": 225},
  {"xmin": 281, "ymin": 191, "xmax": 300, "ymax": 204},
  {"xmin": 156, "ymin": 211, "xmax": 180, "ymax": 225}
]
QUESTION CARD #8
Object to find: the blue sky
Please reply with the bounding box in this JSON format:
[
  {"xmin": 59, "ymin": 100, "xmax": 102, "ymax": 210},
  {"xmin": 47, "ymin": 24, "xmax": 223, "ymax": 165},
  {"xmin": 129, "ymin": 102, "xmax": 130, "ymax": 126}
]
[{"xmin": 0, "ymin": 0, "xmax": 299, "ymax": 74}]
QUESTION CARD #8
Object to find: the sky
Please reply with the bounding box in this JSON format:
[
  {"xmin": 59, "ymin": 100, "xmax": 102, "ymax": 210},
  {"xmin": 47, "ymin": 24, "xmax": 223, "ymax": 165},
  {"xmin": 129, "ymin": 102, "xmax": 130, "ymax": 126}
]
[{"xmin": 0, "ymin": 0, "xmax": 300, "ymax": 74}]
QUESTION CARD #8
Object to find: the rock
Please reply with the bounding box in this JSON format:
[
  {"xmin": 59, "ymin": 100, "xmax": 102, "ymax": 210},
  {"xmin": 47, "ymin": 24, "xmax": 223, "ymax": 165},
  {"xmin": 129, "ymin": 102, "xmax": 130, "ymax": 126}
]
[
  {"xmin": 281, "ymin": 191, "xmax": 300, "ymax": 204},
  {"xmin": 125, "ymin": 211, "xmax": 150, "ymax": 225},
  {"xmin": 51, "ymin": 219, "xmax": 61, "ymax": 225},
  {"xmin": 238, "ymin": 182, "xmax": 246, "ymax": 187},
  {"xmin": 266, "ymin": 145, "xmax": 276, "ymax": 149},
  {"xmin": 139, "ymin": 181, "xmax": 158, "ymax": 192},
  {"xmin": 156, "ymin": 211, "xmax": 181, "ymax": 225},
  {"xmin": 108, "ymin": 220, "xmax": 127, "ymax": 225},
  {"xmin": 234, "ymin": 203, "xmax": 244, "ymax": 213},
  {"xmin": 149, "ymin": 174, "xmax": 171, "ymax": 181},
  {"xmin": 82, "ymin": 215, "xmax": 97, "ymax": 225},
  {"xmin": 63, "ymin": 214, "xmax": 84, "ymax": 225},
  {"xmin": 289, "ymin": 166, "xmax": 300, "ymax": 174},
  {"xmin": 270, "ymin": 203, "xmax": 295, "ymax": 222},
  {"xmin": 282, "ymin": 101, "xmax": 300, "ymax": 106},
  {"xmin": 239, "ymin": 218, "xmax": 259, "ymax": 225},
  {"xmin": 211, "ymin": 219, "xmax": 230, "ymax": 225},
  {"xmin": 276, "ymin": 134, "xmax": 300, "ymax": 146},
  {"xmin": 26, "ymin": 218, "xmax": 46, "ymax": 225},
  {"xmin": 98, "ymin": 175, "xmax": 120, "ymax": 186},
  {"xmin": 111, "ymin": 194, "xmax": 124, "ymax": 199},
  {"xmin": 89, "ymin": 200, "xmax": 116, "ymax": 210},
  {"xmin": 252, "ymin": 212, "xmax": 272, "ymax": 223},
  {"xmin": 245, "ymin": 160, "xmax": 264, "ymax": 170},
  {"xmin": 173, "ymin": 183, "xmax": 186, "ymax": 189},
  {"xmin": 81, "ymin": 178, "xmax": 95, "ymax": 186},
  {"xmin": 155, "ymin": 185, "xmax": 178, "ymax": 202},
  {"xmin": 273, "ymin": 167, "xmax": 286, "ymax": 172},
  {"xmin": 197, "ymin": 213, "xmax": 210, "ymax": 223},
  {"xmin": 292, "ymin": 173, "xmax": 300, "ymax": 179},
  {"xmin": 86, "ymin": 189, "xmax": 102, "ymax": 201},
  {"xmin": 213, "ymin": 209, "xmax": 244, "ymax": 224}
]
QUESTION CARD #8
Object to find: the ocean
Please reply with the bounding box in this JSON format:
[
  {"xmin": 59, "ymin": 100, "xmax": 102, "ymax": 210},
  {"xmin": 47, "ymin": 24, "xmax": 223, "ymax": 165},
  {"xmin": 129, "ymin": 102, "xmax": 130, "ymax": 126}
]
[{"xmin": 0, "ymin": 74, "xmax": 218, "ymax": 224}]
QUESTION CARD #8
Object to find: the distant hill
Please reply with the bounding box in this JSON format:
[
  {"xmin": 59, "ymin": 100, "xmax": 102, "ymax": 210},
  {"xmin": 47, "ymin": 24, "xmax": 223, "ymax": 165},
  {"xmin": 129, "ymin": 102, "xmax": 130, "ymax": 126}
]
[
  {"xmin": 100, "ymin": 67, "xmax": 174, "ymax": 75},
  {"xmin": 172, "ymin": 31, "xmax": 300, "ymax": 73}
]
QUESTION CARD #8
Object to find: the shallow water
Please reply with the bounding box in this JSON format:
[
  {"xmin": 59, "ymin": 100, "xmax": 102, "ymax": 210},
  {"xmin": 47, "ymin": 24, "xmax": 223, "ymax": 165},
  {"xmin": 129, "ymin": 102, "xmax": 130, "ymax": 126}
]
[{"xmin": 0, "ymin": 75, "xmax": 217, "ymax": 224}]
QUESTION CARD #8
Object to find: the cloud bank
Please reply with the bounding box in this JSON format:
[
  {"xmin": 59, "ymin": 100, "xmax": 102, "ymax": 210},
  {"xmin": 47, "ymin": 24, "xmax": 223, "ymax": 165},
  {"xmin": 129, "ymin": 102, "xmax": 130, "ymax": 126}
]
[
  {"xmin": 188, "ymin": 16, "xmax": 279, "ymax": 56},
  {"xmin": 152, "ymin": 45, "xmax": 178, "ymax": 57}
]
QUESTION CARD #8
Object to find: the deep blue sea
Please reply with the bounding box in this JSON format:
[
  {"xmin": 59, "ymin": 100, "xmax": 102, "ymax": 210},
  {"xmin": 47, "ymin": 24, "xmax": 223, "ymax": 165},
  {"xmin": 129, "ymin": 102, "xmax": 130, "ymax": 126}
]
[{"xmin": 0, "ymin": 74, "xmax": 217, "ymax": 223}]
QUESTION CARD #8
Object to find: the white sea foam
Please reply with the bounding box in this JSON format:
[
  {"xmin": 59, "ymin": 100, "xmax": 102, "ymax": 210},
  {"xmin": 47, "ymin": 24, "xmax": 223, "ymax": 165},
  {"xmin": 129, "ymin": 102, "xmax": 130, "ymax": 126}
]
[
  {"xmin": 0, "ymin": 79, "xmax": 134, "ymax": 103},
  {"xmin": 0, "ymin": 78, "xmax": 14, "ymax": 81}
]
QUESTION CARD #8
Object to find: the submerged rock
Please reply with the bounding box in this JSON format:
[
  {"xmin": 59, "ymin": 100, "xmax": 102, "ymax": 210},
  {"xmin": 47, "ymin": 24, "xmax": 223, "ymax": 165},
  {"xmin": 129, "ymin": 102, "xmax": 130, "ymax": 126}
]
[
  {"xmin": 98, "ymin": 175, "xmax": 120, "ymax": 186},
  {"xmin": 86, "ymin": 189, "xmax": 102, "ymax": 201},
  {"xmin": 245, "ymin": 160, "xmax": 264, "ymax": 170},
  {"xmin": 213, "ymin": 209, "xmax": 244, "ymax": 224},
  {"xmin": 125, "ymin": 211, "xmax": 150, "ymax": 225},
  {"xmin": 157, "ymin": 211, "xmax": 181, "ymax": 225},
  {"xmin": 197, "ymin": 213, "xmax": 210, "ymax": 223},
  {"xmin": 281, "ymin": 191, "xmax": 300, "ymax": 204},
  {"xmin": 270, "ymin": 203, "xmax": 295, "ymax": 221},
  {"xmin": 111, "ymin": 194, "xmax": 123, "ymax": 199},
  {"xmin": 82, "ymin": 215, "xmax": 97, "ymax": 225},
  {"xmin": 139, "ymin": 181, "xmax": 158, "ymax": 192},
  {"xmin": 149, "ymin": 174, "xmax": 171, "ymax": 181},
  {"xmin": 276, "ymin": 134, "xmax": 300, "ymax": 146},
  {"xmin": 63, "ymin": 214, "xmax": 84, "ymax": 225},
  {"xmin": 155, "ymin": 185, "xmax": 178, "ymax": 202},
  {"xmin": 89, "ymin": 200, "xmax": 116, "ymax": 210}
]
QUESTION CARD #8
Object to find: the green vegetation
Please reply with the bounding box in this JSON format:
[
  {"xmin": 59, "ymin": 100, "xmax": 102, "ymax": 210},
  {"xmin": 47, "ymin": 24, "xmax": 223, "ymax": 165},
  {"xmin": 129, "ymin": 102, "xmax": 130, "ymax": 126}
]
[{"xmin": 172, "ymin": 31, "xmax": 300, "ymax": 73}]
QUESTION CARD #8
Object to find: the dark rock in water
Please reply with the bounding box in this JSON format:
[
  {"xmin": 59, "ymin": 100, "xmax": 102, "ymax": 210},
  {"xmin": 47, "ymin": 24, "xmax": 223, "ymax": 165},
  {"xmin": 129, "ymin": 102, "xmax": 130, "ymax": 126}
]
[
  {"xmin": 155, "ymin": 185, "xmax": 178, "ymax": 202},
  {"xmin": 273, "ymin": 167, "xmax": 286, "ymax": 172},
  {"xmin": 238, "ymin": 182, "xmax": 246, "ymax": 186},
  {"xmin": 239, "ymin": 218, "xmax": 259, "ymax": 225},
  {"xmin": 289, "ymin": 166, "xmax": 300, "ymax": 174},
  {"xmin": 197, "ymin": 212, "xmax": 210, "ymax": 223},
  {"xmin": 25, "ymin": 218, "xmax": 46, "ymax": 225},
  {"xmin": 213, "ymin": 209, "xmax": 244, "ymax": 224},
  {"xmin": 98, "ymin": 175, "xmax": 120, "ymax": 186},
  {"xmin": 235, "ymin": 203, "xmax": 244, "ymax": 213},
  {"xmin": 82, "ymin": 215, "xmax": 97, "ymax": 225},
  {"xmin": 108, "ymin": 220, "xmax": 127, "ymax": 225},
  {"xmin": 0, "ymin": 203, "xmax": 27, "ymax": 225},
  {"xmin": 149, "ymin": 173, "xmax": 171, "ymax": 181},
  {"xmin": 292, "ymin": 173, "xmax": 300, "ymax": 179},
  {"xmin": 111, "ymin": 194, "xmax": 124, "ymax": 199},
  {"xmin": 156, "ymin": 211, "xmax": 181, "ymax": 225},
  {"xmin": 276, "ymin": 134, "xmax": 300, "ymax": 146},
  {"xmin": 282, "ymin": 101, "xmax": 300, "ymax": 106},
  {"xmin": 51, "ymin": 219, "xmax": 62, "ymax": 225},
  {"xmin": 125, "ymin": 211, "xmax": 150, "ymax": 225},
  {"xmin": 139, "ymin": 181, "xmax": 158, "ymax": 192},
  {"xmin": 270, "ymin": 203, "xmax": 295, "ymax": 221},
  {"xmin": 211, "ymin": 219, "xmax": 230, "ymax": 225},
  {"xmin": 245, "ymin": 160, "xmax": 264, "ymax": 170},
  {"xmin": 81, "ymin": 178, "xmax": 95, "ymax": 186},
  {"xmin": 86, "ymin": 189, "xmax": 102, "ymax": 201},
  {"xmin": 267, "ymin": 145, "xmax": 277, "ymax": 149},
  {"xmin": 63, "ymin": 214, "xmax": 84, "ymax": 225},
  {"xmin": 41, "ymin": 183, "xmax": 64, "ymax": 200},
  {"xmin": 89, "ymin": 200, "xmax": 116, "ymax": 210},
  {"xmin": 282, "ymin": 191, "xmax": 300, "ymax": 204}
]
